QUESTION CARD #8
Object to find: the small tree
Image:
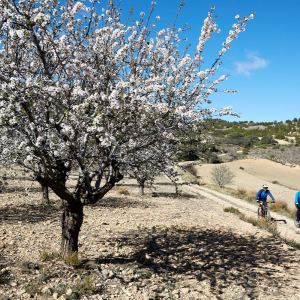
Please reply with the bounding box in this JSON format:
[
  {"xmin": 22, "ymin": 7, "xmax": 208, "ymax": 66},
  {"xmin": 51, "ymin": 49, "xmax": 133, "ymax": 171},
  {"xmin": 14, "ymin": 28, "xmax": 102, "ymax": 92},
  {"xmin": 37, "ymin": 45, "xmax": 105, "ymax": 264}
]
[
  {"xmin": 0, "ymin": 177, "xmax": 7, "ymax": 193},
  {"xmin": 0, "ymin": 0, "xmax": 253, "ymax": 256},
  {"xmin": 211, "ymin": 165, "xmax": 235, "ymax": 188},
  {"xmin": 130, "ymin": 149, "xmax": 175, "ymax": 196}
]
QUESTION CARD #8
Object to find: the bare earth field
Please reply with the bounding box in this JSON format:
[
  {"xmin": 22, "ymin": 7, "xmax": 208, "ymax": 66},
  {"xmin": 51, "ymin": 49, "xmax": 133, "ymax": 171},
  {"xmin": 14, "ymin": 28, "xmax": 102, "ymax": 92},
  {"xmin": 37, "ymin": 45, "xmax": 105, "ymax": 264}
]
[
  {"xmin": 1, "ymin": 163, "xmax": 300, "ymax": 300},
  {"xmin": 188, "ymin": 158, "xmax": 300, "ymax": 209}
]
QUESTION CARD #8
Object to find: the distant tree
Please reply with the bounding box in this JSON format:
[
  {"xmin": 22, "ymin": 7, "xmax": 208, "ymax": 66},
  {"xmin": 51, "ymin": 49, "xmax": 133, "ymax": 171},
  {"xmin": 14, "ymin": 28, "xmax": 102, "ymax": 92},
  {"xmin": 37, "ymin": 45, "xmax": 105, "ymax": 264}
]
[
  {"xmin": 211, "ymin": 165, "xmax": 235, "ymax": 187},
  {"xmin": 260, "ymin": 136, "xmax": 277, "ymax": 145}
]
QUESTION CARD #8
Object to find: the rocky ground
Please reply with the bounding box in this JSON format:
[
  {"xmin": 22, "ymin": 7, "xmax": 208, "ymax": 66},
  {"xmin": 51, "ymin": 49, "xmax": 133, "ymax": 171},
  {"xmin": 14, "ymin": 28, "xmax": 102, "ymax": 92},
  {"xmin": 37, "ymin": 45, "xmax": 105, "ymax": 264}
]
[{"xmin": 1, "ymin": 171, "xmax": 300, "ymax": 300}]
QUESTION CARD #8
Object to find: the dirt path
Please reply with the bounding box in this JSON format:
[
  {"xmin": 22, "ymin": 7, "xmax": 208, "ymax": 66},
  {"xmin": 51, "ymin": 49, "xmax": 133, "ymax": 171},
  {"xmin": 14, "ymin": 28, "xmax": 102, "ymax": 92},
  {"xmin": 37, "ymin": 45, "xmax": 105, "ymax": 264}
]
[
  {"xmin": 184, "ymin": 184, "xmax": 300, "ymax": 243},
  {"xmin": 183, "ymin": 158, "xmax": 300, "ymax": 210}
]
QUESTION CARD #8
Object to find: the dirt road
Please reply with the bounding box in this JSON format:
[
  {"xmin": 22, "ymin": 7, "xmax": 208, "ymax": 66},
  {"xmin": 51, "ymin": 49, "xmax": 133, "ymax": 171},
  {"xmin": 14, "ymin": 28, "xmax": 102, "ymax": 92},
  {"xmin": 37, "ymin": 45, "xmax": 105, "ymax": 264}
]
[{"xmin": 185, "ymin": 184, "xmax": 300, "ymax": 243}]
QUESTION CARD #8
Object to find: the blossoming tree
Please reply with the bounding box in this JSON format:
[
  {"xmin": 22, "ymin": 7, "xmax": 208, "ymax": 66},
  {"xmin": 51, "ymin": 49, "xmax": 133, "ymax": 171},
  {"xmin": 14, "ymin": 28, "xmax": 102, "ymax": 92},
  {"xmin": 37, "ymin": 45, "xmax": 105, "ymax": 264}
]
[{"xmin": 0, "ymin": 0, "xmax": 253, "ymax": 256}]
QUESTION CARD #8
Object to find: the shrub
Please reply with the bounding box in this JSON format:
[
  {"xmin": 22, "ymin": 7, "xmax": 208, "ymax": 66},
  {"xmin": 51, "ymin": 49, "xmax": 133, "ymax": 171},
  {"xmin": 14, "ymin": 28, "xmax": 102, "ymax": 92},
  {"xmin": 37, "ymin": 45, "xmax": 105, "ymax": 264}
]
[
  {"xmin": 20, "ymin": 261, "xmax": 40, "ymax": 274},
  {"xmin": 270, "ymin": 200, "xmax": 294, "ymax": 217},
  {"xmin": 223, "ymin": 207, "xmax": 241, "ymax": 215},
  {"xmin": 177, "ymin": 149, "xmax": 200, "ymax": 161},
  {"xmin": 24, "ymin": 282, "xmax": 42, "ymax": 296},
  {"xmin": 40, "ymin": 251, "xmax": 60, "ymax": 262},
  {"xmin": 260, "ymin": 136, "xmax": 277, "ymax": 145},
  {"xmin": 75, "ymin": 276, "xmax": 95, "ymax": 295},
  {"xmin": 64, "ymin": 252, "xmax": 80, "ymax": 267},
  {"xmin": 209, "ymin": 153, "xmax": 222, "ymax": 164},
  {"xmin": 185, "ymin": 164, "xmax": 198, "ymax": 177},
  {"xmin": 237, "ymin": 188, "xmax": 246, "ymax": 196},
  {"xmin": 117, "ymin": 188, "xmax": 130, "ymax": 196},
  {"xmin": 0, "ymin": 269, "xmax": 11, "ymax": 284},
  {"xmin": 211, "ymin": 165, "xmax": 235, "ymax": 188}
]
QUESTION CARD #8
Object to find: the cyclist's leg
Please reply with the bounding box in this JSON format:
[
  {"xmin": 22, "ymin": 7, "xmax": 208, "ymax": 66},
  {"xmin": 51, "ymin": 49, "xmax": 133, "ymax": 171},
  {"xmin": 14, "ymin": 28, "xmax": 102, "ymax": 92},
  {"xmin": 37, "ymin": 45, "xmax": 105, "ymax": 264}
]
[
  {"xmin": 257, "ymin": 202, "xmax": 263, "ymax": 218},
  {"xmin": 262, "ymin": 201, "xmax": 268, "ymax": 218}
]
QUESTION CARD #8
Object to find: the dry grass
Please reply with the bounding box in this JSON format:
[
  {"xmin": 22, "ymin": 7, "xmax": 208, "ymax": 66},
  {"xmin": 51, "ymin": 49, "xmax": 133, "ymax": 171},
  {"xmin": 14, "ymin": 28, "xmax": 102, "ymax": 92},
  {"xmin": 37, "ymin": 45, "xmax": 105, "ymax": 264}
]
[
  {"xmin": 117, "ymin": 187, "xmax": 130, "ymax": 196},
  {"xmin": 63, "ymin": 252, "xmax": 80, "ymax": 267},
  {"xmin": 240, "ymin": 215, "xmax": 279, "ymax": 237},
  {"xmin": 223, "ymin": 206, "xmax": 278, "ymax": 235},
  {"xmin": 75, "ymin": 276, "xmax": 95, "ymax": 295},
  {"xmin": 223, "ymin": 207, "xmax": 242, "ymax": 215},
  {"xmin": 224, "ymin": 206, "xmax": 300, "ymax": 249},
  {"xmin": 214, "ymin": 185, "xmax": 295, "ymax": 218},
  {"xmin": 269, "ymin": 200, "xmax": 295, "ymax": 218},
  {"xmin": 213, "ymin": 185, "xmax": 256, "ymax": 203},
  {"xmin": 39, "ymin": 250, "xmax": 60, "ymax": 262}
]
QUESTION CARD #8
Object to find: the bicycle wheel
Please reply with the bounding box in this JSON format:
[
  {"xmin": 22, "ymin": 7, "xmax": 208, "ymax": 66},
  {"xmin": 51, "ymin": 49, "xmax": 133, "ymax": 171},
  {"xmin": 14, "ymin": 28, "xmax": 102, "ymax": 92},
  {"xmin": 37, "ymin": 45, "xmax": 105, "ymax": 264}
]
[
  {"xmin": 257, "ymin": 206, "xmax": 264, "ymax": 218},
  {"xmin": 264, "ymin": 207, "xmax": 271, "ymax": 221}
]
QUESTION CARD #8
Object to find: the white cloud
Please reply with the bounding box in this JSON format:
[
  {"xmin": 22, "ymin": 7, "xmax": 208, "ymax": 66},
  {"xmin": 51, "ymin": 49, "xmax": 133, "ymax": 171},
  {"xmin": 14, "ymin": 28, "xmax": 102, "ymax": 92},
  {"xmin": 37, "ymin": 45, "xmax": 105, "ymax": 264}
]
[{"xmin": 234, "ymin": 53, "xmax": 268, "ymax": 76}]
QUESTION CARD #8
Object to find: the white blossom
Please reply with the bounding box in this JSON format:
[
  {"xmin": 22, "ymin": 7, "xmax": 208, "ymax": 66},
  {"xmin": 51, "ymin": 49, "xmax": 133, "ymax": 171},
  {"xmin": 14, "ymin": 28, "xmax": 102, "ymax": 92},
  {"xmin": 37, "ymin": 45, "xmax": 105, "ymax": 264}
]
[{"xmin": 0, "ymin": 0, "xmax": 253, "ymax": 207}]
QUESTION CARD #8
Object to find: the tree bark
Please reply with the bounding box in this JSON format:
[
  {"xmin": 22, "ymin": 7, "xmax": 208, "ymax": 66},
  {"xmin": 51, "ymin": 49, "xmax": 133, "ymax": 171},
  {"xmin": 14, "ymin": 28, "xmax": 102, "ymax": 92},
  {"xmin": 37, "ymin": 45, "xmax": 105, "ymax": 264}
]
[
  {"xmin": 137, "ymin": 178, "xmax": 146, "ymax": 196},
  {"xmin": 139, "ymin": 182, "xmax": 145, "ymax": 195},
  {"xmin": 61, "ymin": 202, "xmax": 83, "ymax": 257},
  {"xmin": 41, "ymin": 183, "xmax": 50, "ymax": 205},
  {"xmin": 174, "ymin": 182, "xmax": 178, "ymax": 195}
]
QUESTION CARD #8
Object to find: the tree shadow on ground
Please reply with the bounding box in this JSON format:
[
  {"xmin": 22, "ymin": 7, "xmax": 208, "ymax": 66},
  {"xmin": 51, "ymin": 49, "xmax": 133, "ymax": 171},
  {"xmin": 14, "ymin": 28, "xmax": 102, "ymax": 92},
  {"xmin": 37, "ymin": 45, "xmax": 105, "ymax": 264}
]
[
  {"xmin": 117, "ymin": 182, "xmax": 185, "ymax": 187},
  {"xmin": 92, "ymin": 227, "xmax": 298, "ymax": 299},
  {"xmin": 4, "ymin": 186, "xmax": 42, "ymax": 194},
  {"xmin": 0, "ymin": 203, "xmax": 61, "ymax": 224},
  {"xmin": 94, "ymin": 197, "xmax": 154, "ymax": 209},
  {"xmin": 0, "ymin": 254, "xmax": 11, "ymax": 285}
]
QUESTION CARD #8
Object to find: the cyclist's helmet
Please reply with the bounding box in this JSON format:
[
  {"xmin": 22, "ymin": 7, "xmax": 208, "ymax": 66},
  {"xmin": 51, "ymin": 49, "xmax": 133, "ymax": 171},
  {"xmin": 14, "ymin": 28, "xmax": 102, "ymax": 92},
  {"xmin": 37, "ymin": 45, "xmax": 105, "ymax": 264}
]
[{"xmin": 262, "ymin": 184, "xmax": 268, "ymax": 189}]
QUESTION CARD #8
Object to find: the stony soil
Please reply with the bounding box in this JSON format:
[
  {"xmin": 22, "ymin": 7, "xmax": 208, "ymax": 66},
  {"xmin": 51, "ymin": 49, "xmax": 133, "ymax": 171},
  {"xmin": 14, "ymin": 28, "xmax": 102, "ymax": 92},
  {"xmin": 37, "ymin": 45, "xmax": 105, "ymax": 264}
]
[{"xmin": 1, "ymin": 171, "xmax": 300, "ymax": 300}]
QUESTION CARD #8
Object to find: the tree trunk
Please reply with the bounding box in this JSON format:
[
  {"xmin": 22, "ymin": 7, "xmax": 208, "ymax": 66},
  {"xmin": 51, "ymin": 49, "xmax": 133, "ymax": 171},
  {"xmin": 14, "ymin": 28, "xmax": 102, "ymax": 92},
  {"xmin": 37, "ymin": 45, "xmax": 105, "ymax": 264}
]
[
  {"xmin": 61, "ymin": 202, "xmax": 84, "ymax": 257},
  {"xmin": 174, "ymin": 181, "xmax": 179, "ymax": 195},
  {"xmin": 139, "ymin": 182, "xmax": 145, "ymax": 195},
  {"xmin": 41, "ymin": 184, "xmax": 50, "ymax": 205},
  {"xmin": 137, "ymin": 178, "xmax": 146, "ymax": 195}
]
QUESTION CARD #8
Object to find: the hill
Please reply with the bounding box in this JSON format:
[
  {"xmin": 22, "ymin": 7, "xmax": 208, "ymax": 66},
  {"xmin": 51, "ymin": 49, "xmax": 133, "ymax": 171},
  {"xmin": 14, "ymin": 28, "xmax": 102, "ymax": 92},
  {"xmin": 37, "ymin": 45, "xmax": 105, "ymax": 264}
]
[
  {"xmin": 184, "ymin": 158, "xmax": 300, "ymax": 209},
  {"xmin": 178, "ymin": 118, "xmax": 300, "ymax": 165}
]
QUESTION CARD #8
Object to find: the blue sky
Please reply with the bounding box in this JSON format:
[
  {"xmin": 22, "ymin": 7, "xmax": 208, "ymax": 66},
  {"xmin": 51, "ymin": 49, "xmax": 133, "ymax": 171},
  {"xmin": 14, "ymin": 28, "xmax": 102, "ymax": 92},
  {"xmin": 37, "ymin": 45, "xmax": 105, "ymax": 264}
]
[{"xmin": 117, "ymin": 0, "xmax": 300, "ymax": 122}]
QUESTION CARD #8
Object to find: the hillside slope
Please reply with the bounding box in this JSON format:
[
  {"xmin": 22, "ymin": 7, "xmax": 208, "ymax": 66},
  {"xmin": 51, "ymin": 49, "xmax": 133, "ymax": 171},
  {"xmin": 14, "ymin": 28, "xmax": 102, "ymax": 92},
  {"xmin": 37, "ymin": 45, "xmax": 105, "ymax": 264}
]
[{"xmin": 186, "ymin": 158, "xmax": 300, "ymax": 209}]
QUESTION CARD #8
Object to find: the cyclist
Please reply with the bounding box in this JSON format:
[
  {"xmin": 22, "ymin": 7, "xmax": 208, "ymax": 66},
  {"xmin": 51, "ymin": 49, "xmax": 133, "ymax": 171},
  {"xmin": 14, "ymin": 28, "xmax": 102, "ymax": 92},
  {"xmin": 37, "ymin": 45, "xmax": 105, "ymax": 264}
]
[
  {"xmin": 294, "ymin": 191, "xmax": 300, "ymax": 226},
  {"xmin": 256, "ymin": 184, "xmax": 276, "ymax": 204}
]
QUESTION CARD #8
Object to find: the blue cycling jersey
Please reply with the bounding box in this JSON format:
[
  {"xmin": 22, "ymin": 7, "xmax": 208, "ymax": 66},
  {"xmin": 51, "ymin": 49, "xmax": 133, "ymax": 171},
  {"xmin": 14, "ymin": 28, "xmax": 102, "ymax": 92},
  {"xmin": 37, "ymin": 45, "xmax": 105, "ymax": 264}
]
[{"xmin": 256, "ymin": 189, "xmax": 275, "ymax": 202}]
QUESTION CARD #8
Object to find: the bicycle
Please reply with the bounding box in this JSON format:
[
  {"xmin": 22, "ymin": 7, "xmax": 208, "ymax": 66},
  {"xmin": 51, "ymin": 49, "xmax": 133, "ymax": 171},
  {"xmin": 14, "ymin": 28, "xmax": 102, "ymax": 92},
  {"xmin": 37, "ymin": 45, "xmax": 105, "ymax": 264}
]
[
  {"xmin": 257, "ymin": 201, "xmax": 272, "ymax": 221},
  {"xmin": 257, "ymin": 201, "xmax": 288, "ymax": 224}
]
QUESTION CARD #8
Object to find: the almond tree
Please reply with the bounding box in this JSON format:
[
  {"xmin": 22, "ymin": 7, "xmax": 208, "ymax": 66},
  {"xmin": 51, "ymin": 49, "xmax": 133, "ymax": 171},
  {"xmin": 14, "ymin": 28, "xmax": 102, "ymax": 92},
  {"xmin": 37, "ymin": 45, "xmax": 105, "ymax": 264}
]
[{"xmin": 0, "ymin": 0, "xmax": 253, "ymax": 256}]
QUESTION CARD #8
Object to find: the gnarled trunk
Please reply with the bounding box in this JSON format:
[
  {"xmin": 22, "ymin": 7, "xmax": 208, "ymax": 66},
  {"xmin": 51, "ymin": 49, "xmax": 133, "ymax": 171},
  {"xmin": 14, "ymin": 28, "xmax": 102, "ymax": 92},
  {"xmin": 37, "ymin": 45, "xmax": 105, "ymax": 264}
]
[
  {"xmin": 41, "ymin": 184, "xmax": 50, "ymax": 205},
  {"xmin": 137, "ymin": 177, "xmax": 146, "ymax": 195},
  {"xmin": 61, "ymin": 202, "xmax": 83, "ymax": 257}
]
